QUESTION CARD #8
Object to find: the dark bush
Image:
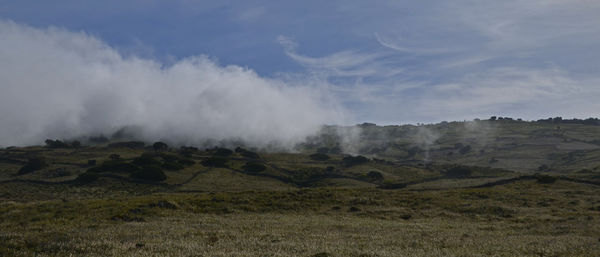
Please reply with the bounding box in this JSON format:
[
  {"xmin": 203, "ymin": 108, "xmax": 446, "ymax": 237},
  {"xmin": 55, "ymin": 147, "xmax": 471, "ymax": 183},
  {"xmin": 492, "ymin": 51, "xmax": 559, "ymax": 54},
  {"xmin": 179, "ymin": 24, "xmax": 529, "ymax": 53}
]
[
  {"xmin": 201, "ymin": 157, "xmax": 228, "ymax": 167},
  {"xmin": 108, "ymin": 141, "xmax": 145, "ymax": 148},
  {"xmin": 87, "ymin": 159, "xmax": 97, "ymax": 166},
  {"xmin": 235, "ymin": 147, "xmax": 260, "ymax": 159},
  {"xmin": 309, "ymin": 153, "xmax": 330, "ymax": 161},
  {"xmin": 179, "ymin": 146, "xmax": 198, "ymax": 156},
  {"xmin": 18, "ymin": 157, "xmax": 47, "ymax": 175},
  {"xmin": 537, "ymin": 164, "xmax": 550, "ymax": 172},
  {"xmin": 45, "ymin": 139, "xmax": 69, "ymax": 148},
  {"xmin": 342, "ymin": 155, "xmax": 370, "ymax": 166},
  {"xmin": 213, "ymin": 147, "xmax": 233, "ymax": 156},
  {"xmin": 367, "ymin": 171, "xmax": 384, "ymax": 181},
  {"xmin": 535, "ymin": 174, "xmax": 556, "ymax": 184},
  {"xmin": 131, "ymin": 166, "xmax": 167, "ymax": 181},
  {"xmin": 311, "ymin": 253, "xmax": 332, "ymax": 257},
  {"xmin": 348, "ymin": 206, "xmax": 361, "ymax": 212},
  {"xmin": 76, "ymin": 172, "xmax": 99, "ymax": 184},
  {"xmin": 149, "ymin": 200, "xmax": 178, "ymax": 209},
  {"xmin": 152, "ymin": 142, "xmax": 168, "ymax": 151},
  {"xmin": 242, "ymin": 162, "xmax": 266, "ymax": 173},
  {"xmin": 445, "ymin": 166, "xmax": 472, "ymax": 178},
  {"xmin": 109, "ymin": 154, "xmax": 121, "ymax": 160}
]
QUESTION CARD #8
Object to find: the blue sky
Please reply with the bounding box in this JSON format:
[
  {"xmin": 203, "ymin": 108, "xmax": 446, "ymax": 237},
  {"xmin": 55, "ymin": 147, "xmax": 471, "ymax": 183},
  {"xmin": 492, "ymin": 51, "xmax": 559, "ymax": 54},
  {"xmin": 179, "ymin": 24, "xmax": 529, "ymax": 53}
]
[{"xmin": 2, "ymin": 0, "xmax": 600, "ymax": 125}]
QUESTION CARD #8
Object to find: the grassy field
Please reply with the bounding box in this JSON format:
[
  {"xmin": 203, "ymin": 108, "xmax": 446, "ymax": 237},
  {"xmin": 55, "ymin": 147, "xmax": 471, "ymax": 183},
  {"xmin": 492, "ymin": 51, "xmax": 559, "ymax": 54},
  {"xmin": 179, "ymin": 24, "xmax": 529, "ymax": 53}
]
[
  {"xmin": 1, "ymin": 120, "xmax": 600, "ymax": 256},
  {"xmin": 1, "ymin": 180, "xmax": 599, "ymax": 256}
]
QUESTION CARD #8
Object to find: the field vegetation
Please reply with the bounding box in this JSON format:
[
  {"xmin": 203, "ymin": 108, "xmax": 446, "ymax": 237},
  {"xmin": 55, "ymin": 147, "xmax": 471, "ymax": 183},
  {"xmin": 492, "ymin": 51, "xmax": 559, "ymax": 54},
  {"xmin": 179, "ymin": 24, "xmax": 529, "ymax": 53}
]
[{"xmin": 1, "ymin": 119, "xmax": 600, "ymax": 256}]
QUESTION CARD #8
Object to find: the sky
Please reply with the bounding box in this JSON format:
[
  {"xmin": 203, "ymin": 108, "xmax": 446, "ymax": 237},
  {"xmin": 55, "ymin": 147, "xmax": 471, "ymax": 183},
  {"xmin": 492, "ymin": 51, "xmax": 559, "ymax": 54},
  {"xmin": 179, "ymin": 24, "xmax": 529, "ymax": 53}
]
[{"xmin": 1, "ymin": 0, "xmax": 600, "ymax": 145}]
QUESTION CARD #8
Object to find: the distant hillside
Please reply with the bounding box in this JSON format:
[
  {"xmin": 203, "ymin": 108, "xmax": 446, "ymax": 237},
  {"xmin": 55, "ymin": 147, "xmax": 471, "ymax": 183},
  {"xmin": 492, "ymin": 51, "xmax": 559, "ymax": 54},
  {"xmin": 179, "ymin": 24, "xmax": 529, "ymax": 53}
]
[{"xmin": 301, "ymin": 118, "xmax": 600, "ymax": 173}]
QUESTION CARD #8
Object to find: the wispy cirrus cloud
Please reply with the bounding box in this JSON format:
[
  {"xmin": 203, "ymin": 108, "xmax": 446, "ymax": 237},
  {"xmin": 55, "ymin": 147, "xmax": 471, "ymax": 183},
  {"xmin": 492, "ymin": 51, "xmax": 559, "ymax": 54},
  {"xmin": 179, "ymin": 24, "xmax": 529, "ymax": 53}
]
[{"xmin": 277, "ymin": 0, "xmax": 600, "ymax": 123}]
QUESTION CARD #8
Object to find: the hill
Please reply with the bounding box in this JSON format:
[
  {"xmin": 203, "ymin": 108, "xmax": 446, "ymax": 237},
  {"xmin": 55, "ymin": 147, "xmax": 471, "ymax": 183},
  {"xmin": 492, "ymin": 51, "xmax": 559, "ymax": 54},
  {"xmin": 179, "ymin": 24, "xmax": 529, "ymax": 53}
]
[{"xmin": 1, "ymin": 120, "xmax": 600, "ymax": 256}]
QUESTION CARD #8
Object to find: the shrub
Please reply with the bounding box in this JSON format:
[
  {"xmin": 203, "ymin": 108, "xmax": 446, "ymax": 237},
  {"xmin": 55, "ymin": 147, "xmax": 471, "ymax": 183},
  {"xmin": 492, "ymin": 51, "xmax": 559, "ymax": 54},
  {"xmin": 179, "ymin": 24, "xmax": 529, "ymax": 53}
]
[
  {"xmin": 367, "ymin": 171, "xmax": 384, "ymax": 181},
  {"xmin": 311, "ymin": 253, "xmax": 332, "ymax": 257},
  {"xmin": 235, "ymin": 147, "xmax": 260, "ymax": 159},
  {"xmin": 535, "ymin": 174, "xmax": 556, "ymax": 184},
  {"xmin": 45, "ymin": 139, "xmax": 69, "ymax": 148},
  {"xmin": 242, "ymin": 162, "xmax": 266, "ymax": 173},
  {"xmin": 179, "ymin": 146, "xmax": 198, "ymax": 156},
  {"xmin": 152, "ymin": 141, "xmax": 168, "ymax": 151},
  {"xmin": 131, "ymin": 166, "xmax": 167, "ymax": 181},
  {"xmin": 18, "ymin": 158, "xmax": 47, "ymax": 175},
  {"xmin": 76, "ymin": 172, "xmax": 99, "ymax": 184},
  {"xmin": 309, "ymin": 153, "xmax": 330, "ymax": 161},
  {"xmin": 342, "ymin": 155, "xmax": 369, "ymax": 166},
  {"xmin": 201, "ymin": 157, "xmax": 228, "ymax": 168},
  {"xmin": 213, "ymin": 147, "xmax": 233, "ymax": 156}
]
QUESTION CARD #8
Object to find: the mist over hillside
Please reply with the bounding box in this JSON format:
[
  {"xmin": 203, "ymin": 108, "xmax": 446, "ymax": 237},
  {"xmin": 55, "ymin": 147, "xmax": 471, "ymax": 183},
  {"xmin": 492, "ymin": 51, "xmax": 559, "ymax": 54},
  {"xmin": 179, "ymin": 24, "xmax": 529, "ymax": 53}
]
[{"xmin": 0, "ymin": 21, "xmax": 345, "ymax": 148}]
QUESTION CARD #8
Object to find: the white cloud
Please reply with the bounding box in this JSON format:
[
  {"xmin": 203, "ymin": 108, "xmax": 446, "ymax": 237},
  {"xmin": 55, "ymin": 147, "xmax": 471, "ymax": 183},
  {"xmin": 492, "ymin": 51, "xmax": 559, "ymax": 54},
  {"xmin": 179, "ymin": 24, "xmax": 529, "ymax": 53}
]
[{"xmin": 0, "ymin": 20, "xmax": 345, "ymax": 147}]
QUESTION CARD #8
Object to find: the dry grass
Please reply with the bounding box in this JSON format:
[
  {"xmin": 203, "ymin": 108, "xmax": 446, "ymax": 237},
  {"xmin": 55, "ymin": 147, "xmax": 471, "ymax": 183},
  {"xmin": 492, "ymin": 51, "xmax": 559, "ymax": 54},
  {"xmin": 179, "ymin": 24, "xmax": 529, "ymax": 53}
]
[
  {"xmin": 1, "ymin": 212, "xmax": 598, "ymax": 257},
  {"xmin": 1, "ymin": 179, "xmax": 599, "ymax": 256}
]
